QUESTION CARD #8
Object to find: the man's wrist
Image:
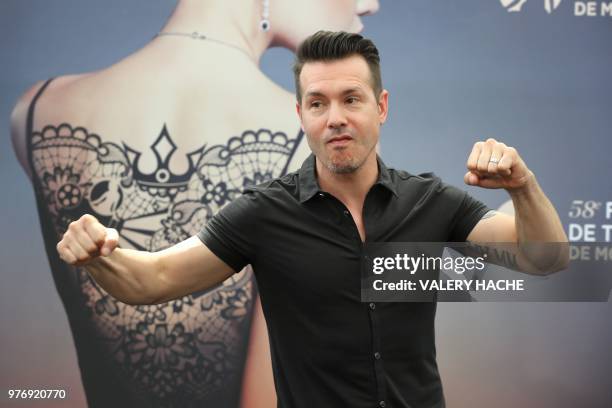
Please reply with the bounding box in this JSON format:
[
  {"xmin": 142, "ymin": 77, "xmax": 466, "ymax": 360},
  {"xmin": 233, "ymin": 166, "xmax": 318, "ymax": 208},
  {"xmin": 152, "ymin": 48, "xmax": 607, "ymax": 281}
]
[{"xmin": 506, "ymin": 170, "xmax": 538, "ymax": 199}]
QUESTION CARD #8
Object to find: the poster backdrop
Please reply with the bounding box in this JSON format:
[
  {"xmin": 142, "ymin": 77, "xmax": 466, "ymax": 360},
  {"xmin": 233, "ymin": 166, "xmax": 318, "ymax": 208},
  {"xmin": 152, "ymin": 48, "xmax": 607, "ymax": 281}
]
[{"xmin": 1, "ymin": 1, "xmax": 610, "ymax": 407}]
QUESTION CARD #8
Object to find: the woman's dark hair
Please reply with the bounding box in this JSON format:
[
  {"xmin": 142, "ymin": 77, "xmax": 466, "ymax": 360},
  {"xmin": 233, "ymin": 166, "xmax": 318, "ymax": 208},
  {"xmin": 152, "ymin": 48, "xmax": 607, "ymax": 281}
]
[{"xmin": 293, "ymin": 31, "xmax": 383, "ymax": 103}]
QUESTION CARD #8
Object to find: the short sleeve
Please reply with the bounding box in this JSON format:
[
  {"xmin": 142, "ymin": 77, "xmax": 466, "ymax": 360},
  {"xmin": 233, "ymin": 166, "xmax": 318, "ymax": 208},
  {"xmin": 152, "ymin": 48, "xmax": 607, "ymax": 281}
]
[
  {"xmin": 197, "ymin": 192, "xmax": 259, "ymax": 273},
  {"xmin": 447, "ymin": 188, "xmax": 490, "ymax": 242}
]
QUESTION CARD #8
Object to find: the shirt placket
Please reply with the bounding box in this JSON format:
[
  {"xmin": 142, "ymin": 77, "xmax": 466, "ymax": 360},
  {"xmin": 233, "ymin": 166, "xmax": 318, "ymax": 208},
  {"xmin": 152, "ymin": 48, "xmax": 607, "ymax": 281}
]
[
  {"xmin": 328, "ymin": 190, "xmax": 388, "ymax": 408},
  {"xmin": 362, "ymin": 191, "xmax": 388, "ymax": 408}
]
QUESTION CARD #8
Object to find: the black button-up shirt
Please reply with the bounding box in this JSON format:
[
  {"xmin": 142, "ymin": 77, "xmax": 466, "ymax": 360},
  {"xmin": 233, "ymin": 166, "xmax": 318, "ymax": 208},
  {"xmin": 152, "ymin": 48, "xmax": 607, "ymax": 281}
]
[{"xmin": 198, "ymin": 154, "xmax": 488, "ymax": 408}]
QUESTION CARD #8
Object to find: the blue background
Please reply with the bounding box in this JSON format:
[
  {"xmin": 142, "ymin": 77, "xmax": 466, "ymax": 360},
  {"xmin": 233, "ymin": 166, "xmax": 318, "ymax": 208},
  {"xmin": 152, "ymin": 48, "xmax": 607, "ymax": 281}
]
[{"xmin": 1, "ymin": 1, "xmax": 610, "ymax": 406}]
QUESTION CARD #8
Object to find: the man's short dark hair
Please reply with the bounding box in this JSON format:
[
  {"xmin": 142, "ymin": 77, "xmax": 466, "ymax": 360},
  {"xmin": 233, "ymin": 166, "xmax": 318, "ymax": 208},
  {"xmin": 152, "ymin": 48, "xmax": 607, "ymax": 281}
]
[{"xmin": 293, "ymin": 31, "xmax": 383, "ymax": 104}]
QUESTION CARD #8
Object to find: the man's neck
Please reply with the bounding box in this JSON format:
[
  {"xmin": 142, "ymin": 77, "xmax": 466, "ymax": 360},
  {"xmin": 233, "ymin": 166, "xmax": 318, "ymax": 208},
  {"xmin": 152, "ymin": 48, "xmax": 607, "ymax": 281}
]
[{"xmin": 316, "ymin": 153, "xmax": 379, "ymax": 208}]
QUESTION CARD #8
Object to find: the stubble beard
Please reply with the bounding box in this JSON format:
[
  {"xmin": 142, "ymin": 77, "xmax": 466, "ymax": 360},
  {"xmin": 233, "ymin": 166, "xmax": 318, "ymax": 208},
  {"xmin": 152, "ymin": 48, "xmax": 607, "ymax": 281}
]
[
  {"xmin": 307, "ymin": 129, "xmax": 378, "ymax": 175},
  {"xmin": 325, "ymin": 143, "xmax": 376, "ymax": 175},
  {"xmin": 326, "ymin": 156, "xmax": 361, "ymax": 174}
]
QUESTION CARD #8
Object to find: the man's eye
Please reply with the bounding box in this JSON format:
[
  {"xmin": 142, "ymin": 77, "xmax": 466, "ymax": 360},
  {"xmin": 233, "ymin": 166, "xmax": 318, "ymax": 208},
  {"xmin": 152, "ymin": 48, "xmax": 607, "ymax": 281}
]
[
  {"xmin": 346, "ymin": 97, "xmax": 359, "ymax": 104},
  {"xmin": 310, "ymin": 101, "xmax": 322, "ymax": 108}
]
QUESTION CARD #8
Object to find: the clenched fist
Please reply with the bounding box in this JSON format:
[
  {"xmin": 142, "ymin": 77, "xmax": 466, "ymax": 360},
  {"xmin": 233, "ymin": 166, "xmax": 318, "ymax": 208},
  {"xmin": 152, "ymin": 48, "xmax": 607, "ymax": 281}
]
[
  {"xmin": 465, "ymin": 138, "xmax": 534, "ymax": 191},
  {"xmin": 57, "ymin": 214, "xmax": 119, "ymax": 265}
]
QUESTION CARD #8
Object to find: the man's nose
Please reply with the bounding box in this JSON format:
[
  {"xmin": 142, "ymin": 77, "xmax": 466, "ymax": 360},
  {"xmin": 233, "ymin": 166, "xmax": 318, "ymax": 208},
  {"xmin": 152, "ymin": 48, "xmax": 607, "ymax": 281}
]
[
  {"xmin": 327, "ymin": 103, "xmax": 348, "ymax": 129},
  {"xmin": 357, "ymin": 0, "xmax": 380, "ymax": 16}
]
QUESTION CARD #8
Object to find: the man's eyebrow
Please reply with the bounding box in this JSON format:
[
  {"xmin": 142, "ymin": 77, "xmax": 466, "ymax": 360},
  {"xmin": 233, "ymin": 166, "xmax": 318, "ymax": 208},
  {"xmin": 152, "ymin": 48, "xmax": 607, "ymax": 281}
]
[
  {"xmin": 304, "ymin": 87, "xmax": 364, "ymax": 99},
  {"xmin": 341, "ymin": 87, "xmax": 364, "ymax": 96},
  {"xmin": 303, "ymin": 91, "xmax": 325, "ymax": 99}
]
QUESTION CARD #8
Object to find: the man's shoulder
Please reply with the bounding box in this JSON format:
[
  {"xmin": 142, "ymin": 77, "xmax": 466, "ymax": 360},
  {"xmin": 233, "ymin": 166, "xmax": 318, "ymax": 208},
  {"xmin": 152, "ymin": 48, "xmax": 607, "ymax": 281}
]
[
  {"xmin": 387, "ymin": 167, "xmax": 471, "ymax": 205},
  {"xmin": 210, "ymin": 173, "xmax": 300, "ymax": 224},
  {"xmin": 387, "ymin": 167, "xmax": 443, "ymax": 190},
  {"xmin": 388, "ymin": 168, "xmax": 438, "ymax": 181},
  {"xmin": 243, "ymin": 170, "xmax": 300, "ymax": 198}
]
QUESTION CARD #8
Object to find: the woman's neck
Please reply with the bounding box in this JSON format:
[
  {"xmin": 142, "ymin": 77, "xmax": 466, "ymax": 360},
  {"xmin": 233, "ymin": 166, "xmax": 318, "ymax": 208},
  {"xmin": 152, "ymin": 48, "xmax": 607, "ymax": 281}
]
[{"xmin": 157, "ymin": 0, "xmax": 272, "ymax": 64}]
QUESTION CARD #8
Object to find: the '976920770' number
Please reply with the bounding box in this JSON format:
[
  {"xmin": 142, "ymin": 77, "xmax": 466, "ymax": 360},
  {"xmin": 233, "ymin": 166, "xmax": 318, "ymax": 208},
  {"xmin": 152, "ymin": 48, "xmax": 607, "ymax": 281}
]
[{"xmin": 7, "ymin": 389, "xmax": 66, "ymax": 399}]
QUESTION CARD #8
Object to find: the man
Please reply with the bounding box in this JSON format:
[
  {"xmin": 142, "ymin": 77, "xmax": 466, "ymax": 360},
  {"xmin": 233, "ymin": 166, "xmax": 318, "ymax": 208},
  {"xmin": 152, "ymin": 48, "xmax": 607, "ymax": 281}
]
[{"xmin": 57, "ymin": 31, "xmax": 568, "ymax": 408}]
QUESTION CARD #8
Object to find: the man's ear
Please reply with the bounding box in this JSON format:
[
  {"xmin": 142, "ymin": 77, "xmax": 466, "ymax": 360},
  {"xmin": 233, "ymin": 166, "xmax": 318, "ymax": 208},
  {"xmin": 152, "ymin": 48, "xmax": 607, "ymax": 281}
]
[{"xmin": 377, "ymin": 89, "xmax": 389, "ymax": 125}]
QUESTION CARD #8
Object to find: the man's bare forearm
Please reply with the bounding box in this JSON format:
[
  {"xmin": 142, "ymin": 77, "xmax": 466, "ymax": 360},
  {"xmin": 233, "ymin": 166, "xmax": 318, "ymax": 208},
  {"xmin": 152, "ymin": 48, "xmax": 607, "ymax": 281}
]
[
  {"xmin": 85, "ymin": 248, "xmax": 162, "ymax": 305},
  {"xmin": 465, "ymin": 139, "xmax": 570, "ymax": 274},
  {"xmin": 58, "ymin": 215, "xmax": 235, "ymax": 306},
  {"xmin": 509, "ymin": 174, "xmax": 569, "ymax": 272}
]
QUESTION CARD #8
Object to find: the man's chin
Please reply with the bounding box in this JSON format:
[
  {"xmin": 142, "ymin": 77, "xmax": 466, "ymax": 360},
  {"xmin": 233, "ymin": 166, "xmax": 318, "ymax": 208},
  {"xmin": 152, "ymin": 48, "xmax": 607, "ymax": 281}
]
[
  {"xmin": 327, "ymin": 158, "xmax": 360, "ymax": 174},
  {"xmin": 330, "ymin": 165, "xmax": 358, "ymax": 174}
]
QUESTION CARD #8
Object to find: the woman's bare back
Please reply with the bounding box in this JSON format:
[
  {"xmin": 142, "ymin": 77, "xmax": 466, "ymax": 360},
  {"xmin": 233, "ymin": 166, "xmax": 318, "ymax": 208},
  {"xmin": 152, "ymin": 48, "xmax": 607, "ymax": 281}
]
[{"xmin": 11, "ymin": 43, "xmax": 308, "ymax": 406}]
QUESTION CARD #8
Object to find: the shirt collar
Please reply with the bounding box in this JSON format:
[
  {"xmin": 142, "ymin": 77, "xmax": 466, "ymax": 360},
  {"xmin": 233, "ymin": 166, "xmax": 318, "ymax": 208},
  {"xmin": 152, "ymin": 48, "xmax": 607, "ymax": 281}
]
[{"xmin": 298, "ymin": 154, "xmax": 399, "ymax": 203}]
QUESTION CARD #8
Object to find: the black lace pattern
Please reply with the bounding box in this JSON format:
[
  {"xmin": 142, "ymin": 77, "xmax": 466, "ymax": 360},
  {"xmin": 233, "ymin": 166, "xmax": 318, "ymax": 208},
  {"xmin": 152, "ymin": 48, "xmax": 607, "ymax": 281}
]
[{"xmin": 29, "ymin": 123, "xmax": 300, "ymax": 406}]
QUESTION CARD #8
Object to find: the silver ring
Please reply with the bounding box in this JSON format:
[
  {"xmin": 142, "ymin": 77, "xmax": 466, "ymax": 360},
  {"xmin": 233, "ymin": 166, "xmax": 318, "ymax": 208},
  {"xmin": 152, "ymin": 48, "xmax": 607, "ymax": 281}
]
[{"xmin": 489, "ymin": 158, "xmax": 499, "ymax": 164}]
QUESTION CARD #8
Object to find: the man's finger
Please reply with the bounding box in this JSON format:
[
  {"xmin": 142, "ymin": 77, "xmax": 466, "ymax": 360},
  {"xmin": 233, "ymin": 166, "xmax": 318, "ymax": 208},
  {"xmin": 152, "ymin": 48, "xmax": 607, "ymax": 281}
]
[
  {"xmin": 487, "ymin": 143, "xmax": 506, "ymax": 175},
  {"xmin": 464, "ymin": 171, "xmax": 479, "ymax": 186},
  {"xmin": 476, "ymin": 142, "xmax": 492, "ymax": 173},
  {"xmin": 74, "ymin": 227, "xmax": 100, "ymax": 254},
  {"xmin": 497, "ymin": 148, "xmax": 513, "ymax": 177},
  {"xmin": 474, "ymin": 176, "xmax": 506, "ymax": 189},
  {"xmin": 100, "ymin": 228, "xmax": 119, "ymax": 257},
  {"xmin": 57, "ymin": 241, "xmax": 77, "ymax": 264},
  {"xmin": 66, "ymin": 239, "xmax": 92, "ymax": 263},
  {"xmin": 84, "ymin": 218, "xmax": 108, "ymax": 247},
  {"xmin": 466, "ymin": 142, "xmax": 482, "ymax": 172}
]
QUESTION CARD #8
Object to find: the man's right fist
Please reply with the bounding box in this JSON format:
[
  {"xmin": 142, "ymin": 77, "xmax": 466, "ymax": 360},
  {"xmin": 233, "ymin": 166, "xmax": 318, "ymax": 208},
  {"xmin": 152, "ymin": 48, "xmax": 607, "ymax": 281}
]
[{"xmin": 56, "ymin": 214, "xmax": 119, "ymax": 265}]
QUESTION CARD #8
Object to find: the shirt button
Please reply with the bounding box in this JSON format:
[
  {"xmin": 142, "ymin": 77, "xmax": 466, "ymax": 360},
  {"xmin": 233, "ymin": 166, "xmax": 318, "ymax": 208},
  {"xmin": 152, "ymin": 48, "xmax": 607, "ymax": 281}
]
[
  {"xmin": 369, "ymin": 302, "xmax": 376, "ymax": 311},
  {"xmin": 379, "ymin": 401, "xmax": 386, "ymax": 407},
  {"xmin": 374, "ymin": 351, "xmax": 381, "ymax": 360},
  {"xmin": 343, "ymin": 209, "xmax": 350, "ymax": 216},
  {"xmin": 318, "ymin": 193, "xmax": 325, "ymax": 198}
]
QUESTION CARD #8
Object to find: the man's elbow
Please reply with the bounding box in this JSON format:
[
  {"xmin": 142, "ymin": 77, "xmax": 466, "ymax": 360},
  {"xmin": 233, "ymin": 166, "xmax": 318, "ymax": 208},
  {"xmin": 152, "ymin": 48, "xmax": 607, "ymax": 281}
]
[
  {"xmin": 549, "ymin": 238, "xmax": 571, "ymax": 273},
  {"xmin": 531, "ymin": 241, "xmax": 571, "ymax": 276}
]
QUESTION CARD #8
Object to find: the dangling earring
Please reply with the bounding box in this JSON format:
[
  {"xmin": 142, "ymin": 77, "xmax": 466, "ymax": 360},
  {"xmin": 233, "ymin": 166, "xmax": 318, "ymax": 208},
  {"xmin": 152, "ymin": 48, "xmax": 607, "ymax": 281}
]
[{"xmin": 260, "ymin": 0, "xmax": 270, "ymax": 32}]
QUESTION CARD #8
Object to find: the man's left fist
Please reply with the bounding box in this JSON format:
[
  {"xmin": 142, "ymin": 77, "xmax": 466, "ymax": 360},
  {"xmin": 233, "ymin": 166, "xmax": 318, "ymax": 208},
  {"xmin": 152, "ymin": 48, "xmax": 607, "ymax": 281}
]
[{"xmin": 465, "ymin": 138, "xmax": 534, "ymax": 191}]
